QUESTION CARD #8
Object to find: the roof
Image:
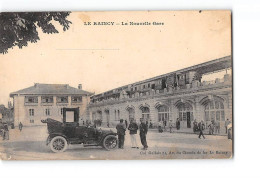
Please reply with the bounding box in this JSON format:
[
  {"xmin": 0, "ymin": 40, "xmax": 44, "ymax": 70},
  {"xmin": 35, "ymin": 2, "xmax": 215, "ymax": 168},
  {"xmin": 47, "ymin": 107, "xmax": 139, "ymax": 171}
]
[
  {"xmin": 10, "ymin": 83, "xmax": 93, "ymax": 97},
  {"xmin": 92, "ymin": 55, "xmax": 232, "ymax": 98},
  {"xmin": 133, "ymin": 55, "xmax": 232, "ymax": 86}
]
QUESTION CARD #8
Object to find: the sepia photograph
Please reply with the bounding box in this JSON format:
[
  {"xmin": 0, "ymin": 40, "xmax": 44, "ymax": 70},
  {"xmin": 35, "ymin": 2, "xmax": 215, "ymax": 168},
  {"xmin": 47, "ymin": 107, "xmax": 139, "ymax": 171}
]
[{"xmin": 0, "ymin": 10, "xmax": 232, "ymax": 160}]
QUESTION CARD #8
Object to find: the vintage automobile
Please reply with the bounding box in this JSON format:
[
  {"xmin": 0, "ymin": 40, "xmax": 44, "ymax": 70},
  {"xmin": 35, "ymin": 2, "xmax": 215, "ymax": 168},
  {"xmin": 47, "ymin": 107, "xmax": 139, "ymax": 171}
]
[{"xmin": 41, "ymin": 107, "xmax": 118, "ymax": 153}]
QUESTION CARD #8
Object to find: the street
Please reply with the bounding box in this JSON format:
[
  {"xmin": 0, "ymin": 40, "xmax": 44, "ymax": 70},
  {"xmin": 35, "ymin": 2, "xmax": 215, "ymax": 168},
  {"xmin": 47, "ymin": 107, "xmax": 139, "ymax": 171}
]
[{"xmin": 0, "ymin": 126, "xmax": 232, "ymax": 160}]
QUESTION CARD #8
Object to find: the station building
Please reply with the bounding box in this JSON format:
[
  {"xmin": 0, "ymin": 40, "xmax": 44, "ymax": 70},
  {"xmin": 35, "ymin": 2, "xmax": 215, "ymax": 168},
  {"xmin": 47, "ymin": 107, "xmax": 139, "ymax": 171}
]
[
  {"xmin": 10, "ymin": 83, "xmax": 93, "ymax": 126},
  {"xmin": 88, "ymin": 56, "xmax": 232, "ymax": 134}
]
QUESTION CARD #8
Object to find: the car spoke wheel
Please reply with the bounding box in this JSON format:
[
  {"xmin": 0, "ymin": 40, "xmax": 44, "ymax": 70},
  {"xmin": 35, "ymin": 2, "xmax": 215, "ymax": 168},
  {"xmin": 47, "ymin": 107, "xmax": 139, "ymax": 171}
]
[
  {"xmin": 103, "ymin": 135, "xmax": 118, "ymax": 150},
  {"xmin": 50, "ymin": 136, "xmax": 68, "ymax": 153}
]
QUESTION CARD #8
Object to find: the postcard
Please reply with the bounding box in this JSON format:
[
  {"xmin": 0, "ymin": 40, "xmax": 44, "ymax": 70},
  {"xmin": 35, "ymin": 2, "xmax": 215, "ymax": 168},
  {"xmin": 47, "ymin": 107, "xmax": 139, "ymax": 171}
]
[{"xmin": 0, "ymin": 11, "xmax": 232, "ymax": 160}]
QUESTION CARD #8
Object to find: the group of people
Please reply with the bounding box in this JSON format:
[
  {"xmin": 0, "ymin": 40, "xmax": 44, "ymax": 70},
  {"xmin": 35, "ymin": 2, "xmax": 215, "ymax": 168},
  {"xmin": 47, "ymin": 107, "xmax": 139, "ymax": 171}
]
[
  {"xmin": 0, "ymin": 121, "xmax": 23, "ymax": 141},
  {"xmin": 157, "ymin": 118, "xmax": 181, "ymax": 133},
  {"xmin": 116, "ymin": 118, "xmax": 148, "ymax": 150},
  {"xmin": 194, "ymin": 118, "xmax": 232, "ymax": 139},
  {"xmin": 0, "ymin": 122, "xmax": 9, "ymax": 140}
]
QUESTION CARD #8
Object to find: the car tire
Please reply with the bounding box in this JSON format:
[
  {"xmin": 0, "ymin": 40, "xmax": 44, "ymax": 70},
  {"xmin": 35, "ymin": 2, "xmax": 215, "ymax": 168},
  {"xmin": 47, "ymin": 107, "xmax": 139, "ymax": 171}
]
[
  {"xmin": 103, "ymin": 135, "xmax": 118, "ymax": 151},
  {"xmin": 50, "ymin": 136, "xmax": 68, "ymax": 153}
]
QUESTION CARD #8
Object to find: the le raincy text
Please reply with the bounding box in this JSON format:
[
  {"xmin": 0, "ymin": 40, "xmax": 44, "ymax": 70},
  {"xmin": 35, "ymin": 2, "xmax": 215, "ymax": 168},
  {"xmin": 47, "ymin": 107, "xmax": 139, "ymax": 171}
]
[{"xmin": 84, "ymin": 21, "xmax": 164, "ymax": 26}]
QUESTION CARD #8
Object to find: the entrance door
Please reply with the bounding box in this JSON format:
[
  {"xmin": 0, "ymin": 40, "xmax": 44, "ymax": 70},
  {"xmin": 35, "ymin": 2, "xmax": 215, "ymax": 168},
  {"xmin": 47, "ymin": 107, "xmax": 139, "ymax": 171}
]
[{"xmin": 187, "ymin": 112, "xmax": 191, "ymax": 128}]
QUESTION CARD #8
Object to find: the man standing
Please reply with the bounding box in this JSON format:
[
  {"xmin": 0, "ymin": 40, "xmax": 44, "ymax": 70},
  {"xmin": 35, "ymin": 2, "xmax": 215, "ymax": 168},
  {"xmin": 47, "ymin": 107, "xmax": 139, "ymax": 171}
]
[
  {"xmin": 176, "ymin": 118, "xmax": 180, "ymax": 130},
  {"xmin": 193, "ymin": 119, "xmax": 198, "ymax": 133},
  {"xmin": 19, "ymin": 122, "xmax": 23, "ymax": 132},
  {"xmin": 169, "ymin": 120, "xmax": 174, "ymax": 133},
  {"xmin": 208, "ymin": 120, "xmax": 214, "ymax": 135},
  {"xmin": 198, "ymin": 120, "xmax": 205, "ymax": 139},
  {"xmin": 139, "ymin": 118, "xmax": 148, "ymax": 150},
  {"xmin": 225, "ymin": 119, "xmax": 230, "ymax": 134},
  {"xmin": 215, "ymin": 120, "xmax": 220, "ymax": 134},
  {"xmin": 3, "ymin": 123, "xmax": 9, "ymax": 140},
  {"xmin": 158, "ymin": 121, "xmax": 163, "ymax": 133},
  {"xmin": 116, "ymin": 119, "xmax": 126, "ymax": 149},
  {"xmin": 128, "ymin": 119, "xmax": 139, "ymax": 148}
]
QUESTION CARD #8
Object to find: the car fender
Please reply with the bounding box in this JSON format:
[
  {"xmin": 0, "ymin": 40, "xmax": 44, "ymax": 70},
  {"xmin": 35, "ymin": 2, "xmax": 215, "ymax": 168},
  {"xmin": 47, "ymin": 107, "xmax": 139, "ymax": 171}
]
[
  {"xmin": 100, "ymin": 132, "xmax": 117, "ymax": 143},
  {"xmin": 47, "ymin": 133, "xmax": 69, "ymax": 145}
]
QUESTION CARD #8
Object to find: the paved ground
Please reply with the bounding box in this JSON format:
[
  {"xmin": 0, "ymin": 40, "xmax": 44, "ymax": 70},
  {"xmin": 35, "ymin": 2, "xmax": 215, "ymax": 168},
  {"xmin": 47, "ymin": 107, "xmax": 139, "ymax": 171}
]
[{"xmin": 0, "ymin": 126, "xmax": 232, "ymax": 160}]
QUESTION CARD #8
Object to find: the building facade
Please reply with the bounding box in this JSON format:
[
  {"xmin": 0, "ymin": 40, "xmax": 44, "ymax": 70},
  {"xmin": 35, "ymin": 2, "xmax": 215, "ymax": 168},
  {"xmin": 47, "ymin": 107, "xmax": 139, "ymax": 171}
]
[
  {"xmin": 89, "ymin": 56, "xmax": 232, "ymax": 134},
  {"xmin": 10, "ymin": 83, "xmax": 93, "ymax": 126}
]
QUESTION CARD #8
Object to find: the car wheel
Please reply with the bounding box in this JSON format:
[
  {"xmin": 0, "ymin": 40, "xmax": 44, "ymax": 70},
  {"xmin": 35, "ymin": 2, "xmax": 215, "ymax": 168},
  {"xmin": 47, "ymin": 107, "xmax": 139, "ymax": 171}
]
[
  {"xmin": 103, "ymin": 135, "xmax": 118, "ymax": 150},
  {"xmin": 50, "ymin": 136, "xmax": 68, "ymax": 153}
]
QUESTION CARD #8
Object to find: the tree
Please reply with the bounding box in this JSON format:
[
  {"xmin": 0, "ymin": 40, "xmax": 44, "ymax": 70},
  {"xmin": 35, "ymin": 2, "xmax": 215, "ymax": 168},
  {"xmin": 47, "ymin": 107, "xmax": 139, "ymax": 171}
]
[{"xmin": 0, "ymin": 12, "xmax": 71, "ymax": 54}]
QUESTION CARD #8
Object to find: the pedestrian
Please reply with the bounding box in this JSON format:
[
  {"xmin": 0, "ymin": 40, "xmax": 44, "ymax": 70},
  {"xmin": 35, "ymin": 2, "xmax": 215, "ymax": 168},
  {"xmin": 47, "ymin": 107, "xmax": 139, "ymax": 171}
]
[
  {"xmin": 116, "ymin": 119, "xmax": 126, "ymax": 149},
  {"xmin": 125, "ymin": 119, "xmax": 128, "ymax": 128},
  {"xmin": 198, "ymin": 120, "xmax": 205, "ymax": 139},
  {"xmin": 193, "ymin": 119, "xmax": 198, "ymax": 133},
  {"xmin": 149, "ymin": 121, "xmax": 153, "ymax": 129},
  {"xmin": 158, "ymin": 121, "xmax": 163, "ymax": 133},
  {"xmin": 208, "ymin": 121, "xmax": 214, "ymax": 135},
  {"xmin": 3, "ymin": 123, "xmax": 9, "ymax": 140},
  {"xmin": 215, "ymin": 120, "xmax": 220, "ymax": 134},
  {"xmin": 176, "ymin": 118, "xmax": 180, "ymax": 130},
  {"xmin": 128, "ymin": 119, "xmax": 139, "ymax": 149},
  {"xmin": 139, "ymin": 118, "xmax": 148, "ymax": 150},
  {"xmin": 169, "ymin": 120, "xmax": 174, "ymax": 133},
  {"xmin": 19, "ymin": 122, "xmax": 23, "ymax": 132},
  {"xmin": 225, "ymin": 119, "xmax": 230, "ymax": 134}
]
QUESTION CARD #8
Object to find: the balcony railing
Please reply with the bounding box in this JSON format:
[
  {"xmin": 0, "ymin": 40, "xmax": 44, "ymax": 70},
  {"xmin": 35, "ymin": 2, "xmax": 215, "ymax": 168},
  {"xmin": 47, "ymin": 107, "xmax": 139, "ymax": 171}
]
[
  {"xmin": 24, "ymin": 102, "xmax": 38, "ymax": 106},
  {"xmin": 89, "ymin": 75, "xmax": 232, "ymax": 107}
]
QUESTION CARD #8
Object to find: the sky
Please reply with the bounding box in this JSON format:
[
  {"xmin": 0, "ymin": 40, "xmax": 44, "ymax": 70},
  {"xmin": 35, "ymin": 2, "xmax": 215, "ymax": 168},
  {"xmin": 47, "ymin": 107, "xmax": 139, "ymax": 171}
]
[{"xmin": 0, "ymin": 11, "xmax": 231, "ymax": 106}]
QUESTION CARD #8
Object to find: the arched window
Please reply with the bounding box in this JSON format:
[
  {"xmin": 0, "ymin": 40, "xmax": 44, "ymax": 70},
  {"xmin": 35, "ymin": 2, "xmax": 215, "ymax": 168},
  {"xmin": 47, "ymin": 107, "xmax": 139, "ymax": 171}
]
[
  {"xmin": 118, "ymin": 110, "xmax": 120, "ymax": 120},
  {"xmin": 97, "ymin": 111, "xmax": 102, "ymax": 121},
  {"xmin": 128, "ymin": 108, "xmax": 135, "ymax": 120},
  {"xmin": 178, "ymin": 103, "xmax": 193, "ymax": 121},
  {"xmin": 205, "ymin": 100, "xmax": 225, "ymax": 121},
  {"xmin": 105, "ymin": 109, "xmax": 110, "ymax": 123},
  {"xmin": 158, "ymin": 105, "xmax": 169, "ymax": 122},
  {"xmin": 142, "ymin": 107, "xmax": 150, "ymax": 121}
]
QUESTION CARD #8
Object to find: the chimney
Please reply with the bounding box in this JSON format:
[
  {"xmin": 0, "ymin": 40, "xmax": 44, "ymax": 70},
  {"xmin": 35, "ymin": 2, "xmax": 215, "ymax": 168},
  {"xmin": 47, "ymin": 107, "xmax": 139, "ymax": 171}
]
[
  {"xmin": 34, "ymin": 83, "xmax": 39, "ymax": 88},
  {"xmin": 78, "ymin": 84, "xmax": 82, "ymax": 90}
]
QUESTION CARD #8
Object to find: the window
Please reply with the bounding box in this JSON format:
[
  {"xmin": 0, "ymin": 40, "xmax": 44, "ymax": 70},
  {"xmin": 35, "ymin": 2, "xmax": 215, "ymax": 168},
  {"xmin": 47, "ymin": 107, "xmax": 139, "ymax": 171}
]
[
  {"xmin": 205, "ymin": 100, "xmax": 225, "ymax": 121},
  {"xmin": 148, "ymin": 83, "xmax": 151, "ymax": 88},
  {"xmin": 41, "ymin": 96, "xmax": 53, "ymax": 103},
  {"xmin": 25, "ymin": 96, "xmax": 38, "ymax": 103},
  {"xmin": 57, "ymin": 96, "xmax": 68, "ymax": 103},
  {"xmin": 60, "ymin": 108, "xmax": 64, "ymax": 115},
  {"xmin": 29, "ymin": 109, "xmax": 34, "ymax": 116},
  {"xmin": 71, "ymin": 96, "xmax": 82, "ymax": 103},
  {"xmin": 92, "ymin": 112, "xmax": 96, "ymax": 121},
  {"xmin": 135, "ymin": 87, "xmax": 137, "ymax": 91},
  {"xmin": 143, "ymin": 85, "xmax": 145, "ymax": 89},
  {"xmin": 105, "ymin": 110, "xmax": 110, "ymax": 123},
  {"xmin": 97, "ymin": 111, "xmax": 102, "ymax": 121},
  {"xmin": 45, "ymin": 109, "xmax": 51, "ymax": 116},
  {"xmin": 141, "ymin": 107, "xmax": 150, "ymax": 120},
  {"xmin": 30, "ymin": 119, "xmax": 34, "ymax": 123},
  {"xmin": 158, "ymin": 105, "xmax": 169, "ymax": 122},
  {"xmin": 178, "ymin": 103, "xmax": 193, "ymax": 121},
  {"xmin": 128, "ymin": 108, "xmax": 135, "ymax": 120}
]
